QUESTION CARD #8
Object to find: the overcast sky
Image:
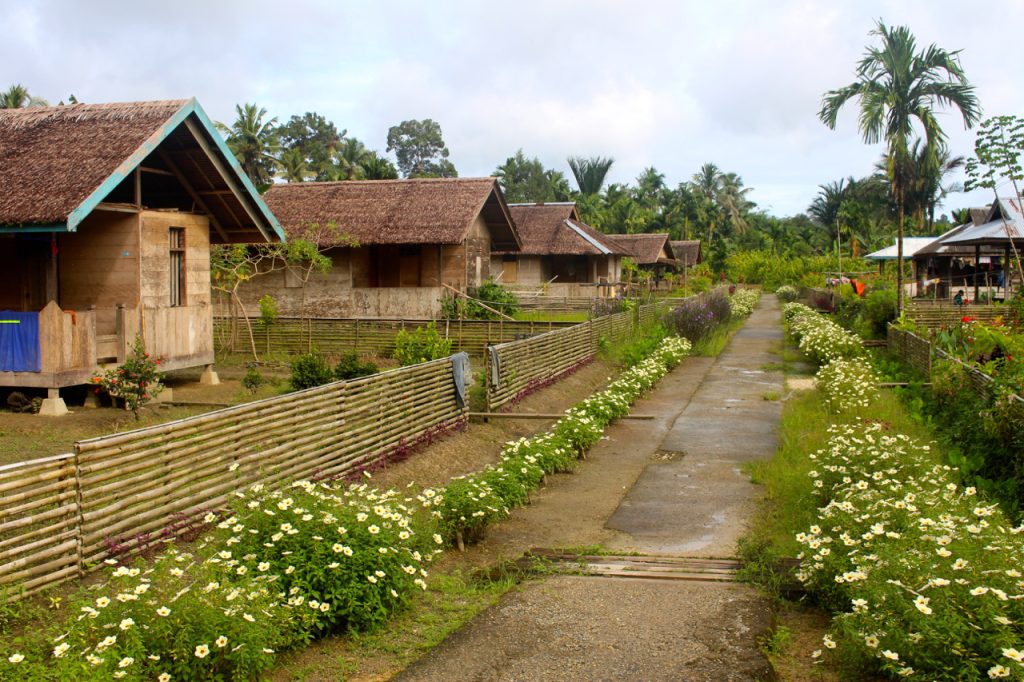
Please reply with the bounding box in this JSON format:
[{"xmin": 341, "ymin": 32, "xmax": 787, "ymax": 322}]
[{"xmin": 4, "ymin": 0, "xmax": 1022, "ymax": 219}]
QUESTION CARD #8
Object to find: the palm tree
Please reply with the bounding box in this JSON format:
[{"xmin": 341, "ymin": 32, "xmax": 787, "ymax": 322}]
[
  {"xmin": 692, "ymin": 163, "xmax": 722, "ymax": 201},
  {"xmin": 278, "ymin": 147, "xmax": 311, "ymax": 183},
  {"xmin": 717, "ymin": 172, "xmax": 753, "ymax": 235},
  {"xmin": 360, "ymin": 152, "xmax": 399, "ymax": 180},
  {"xmin": 819, "ymin": 20, "xmax": 980, "ymax": 312},
  {"xmin": 334, "ymin": 137, "xmax": 371, "ymax": 180},
  {"xmin": 808, "ymin": 179, "xmax": 849, "ymax": 229},
  {"xmin": 567, "ymin": 156, "xmax": 614, "ymax": 195},
  {"xmin": 217, "ymin": 103, "xmax": 280, "ymax": 186},
  {"xmin": 2, "ymin": 84, "xmax": 48, "ymax": 108}
]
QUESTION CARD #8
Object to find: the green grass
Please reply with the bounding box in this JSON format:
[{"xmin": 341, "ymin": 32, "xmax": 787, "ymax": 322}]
[
  {"xmin": 693, "ymin": 318, "xmax": 745, "ymax": 356},
  {"xmin": 273, "ymin": 569, "xmax": 516, "ymax": 680},
  {"xmin": 512, "ymin": 310, "xmax": 591, "ymax": 323}
]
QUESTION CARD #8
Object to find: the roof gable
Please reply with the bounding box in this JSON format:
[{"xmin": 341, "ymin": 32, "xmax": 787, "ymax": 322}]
[
  {"xmin": 612, "ymin": 233, "xmax": 677, "ymax": 265},
  {"xmin": 0, "ymin": 98, "xmax": 283, "ymax": 243},
  {"xmin": 503, "ymin": 203, "xmax": 625, "ymax": 256},
  {"xmin": 263, "ymin": 177, "xmax": 520, "ymax": 249}
]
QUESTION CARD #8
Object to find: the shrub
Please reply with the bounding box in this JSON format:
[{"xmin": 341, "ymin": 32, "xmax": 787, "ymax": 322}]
[
  {"xmin": 334, "ymin": 352, "xmax": 378, "ymax": 381},
  {"xmin": 258, "ymin": 294, "xmax": 278, "ymax": 330},
  {"xmin": 729, "ymin": 288, "xmax": 761, "ymax": 317},
  {"xmin": 815, "ymin": 358, "xmax": 879, "ymax": 413},
  {"xmin": 440, "ymin": 278, "xmax": 518, "ymax": 320},
  {"xmin": 290, "ymin": 350, "xmax": 335, "ymax": 390},
  {"xmin": 243, "ymin": 363, "xmax": 264, "ymax": 393},
  {"xmin": 775, "ymin": 285, "xmax": 799, "ymax": 303},
  {"xmin": 90, "ymin": 335, "xmax": 163, "ymax": 419},
  {"xmin": 393, "ymin": 322, "xmax": 453, "ymax": 366},
  {"xmin": 785, "ymin": 303, "xmax": 864, "ymax": 366},
  {"xmin": 665, "ymin": 289, "xmax": 731, "ymax": 343},
  {"xmin": 795, "ymin": 422, "xmax": 1024, "ymax": 680}
]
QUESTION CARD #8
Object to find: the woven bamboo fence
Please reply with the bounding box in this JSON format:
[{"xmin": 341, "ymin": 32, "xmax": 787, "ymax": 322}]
[
  {"xmin": 1, "ymin": 357, "xmax": 465, "ymax": 599},
  {"xmin": 638, "ymin": 303, "xmax": 664, "ymax": 327},
  {"xmin": 906, "ymin": 302, "xmax": 1008, "ymax": 330},
  {"xmin": 887, "ymin": 327, "xmax": 932, "ymax": 378},
  {"xmin": 485, "ymin": 310, "xmax": 636, "ymax": 411},
  {"xmin": 0, "ymin": 454, "xmax": 80, "ymax": 597},
  {"xmin": 215, "ymin": 317, "xmax": 575, "ymax": 358}
]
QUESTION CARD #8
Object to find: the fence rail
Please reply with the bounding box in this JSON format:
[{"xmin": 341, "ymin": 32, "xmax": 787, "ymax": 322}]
[
  {"xmin": 215, "ymin": 317, "xmax": 577, "ymax": 358},
  {"xmin": 887, "ymin": 326, "xmax": 1009, "ymax": 400},
  {"xmin": 0, "ymin": 357, "xmax": 466, "ymax": 599},
  {"xmin": 906, "ymin": 303, "xmax": 1008, "ymax": 330}
]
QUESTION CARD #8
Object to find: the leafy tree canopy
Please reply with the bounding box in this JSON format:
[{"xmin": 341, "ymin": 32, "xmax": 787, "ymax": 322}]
[
  {"xmin": 386, "ymin": 119, "xmax": 457, "ymax": 178},
  {"xmin": 494, "ymin": 149, "xmax": 572, "ymax": 203}
]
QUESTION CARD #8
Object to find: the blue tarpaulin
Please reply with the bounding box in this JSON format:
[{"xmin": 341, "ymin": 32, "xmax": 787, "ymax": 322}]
[{"xmin": 0, "ymin": 311, "xmax": 41, "ymax": 372}]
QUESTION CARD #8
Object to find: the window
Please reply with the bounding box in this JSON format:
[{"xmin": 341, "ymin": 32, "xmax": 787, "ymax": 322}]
[{"xmin": 169, "ymin": 227, "xmax": 185, "ymax": 306}]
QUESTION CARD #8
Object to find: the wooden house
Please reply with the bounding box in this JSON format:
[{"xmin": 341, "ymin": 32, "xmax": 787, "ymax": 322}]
[
  {"xmin": 489, "ymin": 202, "xmax": 628, "ymax": 297},
  {"xmin": 0, "ymin": 99, "xmax": 283, "ymax": 414},
  {"xmin": 246, "ymin": 177, "xmax": 521, "ymax": 318},
  {"xmin": 610, "ymin": 233, "xmax": 680, "ymax": 283}
]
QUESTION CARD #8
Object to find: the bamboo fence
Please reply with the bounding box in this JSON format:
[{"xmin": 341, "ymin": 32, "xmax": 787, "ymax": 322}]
[
  {"xmin": 215, "ymin": 317, "xmax": 576, "ymax": 358},
  {"xmin": 1, "ymin": 357, "xmax": 465, "ymax": 599}
]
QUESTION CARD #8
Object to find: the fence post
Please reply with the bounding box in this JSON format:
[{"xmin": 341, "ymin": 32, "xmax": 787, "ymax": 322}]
[{"xmin": 72, "ymin": 447, "xmax": 85, "ymax": 579}]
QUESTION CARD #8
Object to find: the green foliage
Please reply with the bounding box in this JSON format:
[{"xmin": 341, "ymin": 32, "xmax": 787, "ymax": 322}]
[
  {"xmin": 775, "ymin": 285, "xmax": 799, "ymax": 303},
  {"xmin": 90, "ymin": 336, "xmax": 164, "ymax": 418},
  {"xmin": 386, "ymin": 119, "xmax": 457, "ymax": 178},
  {"xmin": 494, "ymin": 149, "xmax": 572, "ymax": 203},
  {"xmin": 216, "ymin": 102, "xmax": 279, "ymax": 186},
  {"xmin": 834, "ymin": 287, "xmax": 897, "ymax": 339},
  {"xmin": 290, "ymin": 350, "xmax": 335, "ymax": 390},
  {"xmin": 242, "ymin": 363, "xmax": 264, "ymax": 393},
  {"xmin": 441, "ymin": 279, "xmax": 519, "ymax": 320},
  {"xmin": 726, "ymin": 251, "xmax": 865, "ymax": 290},
  {"xmin": 257, "ymin": 294, "xmax": 278, "ymax": 330},
  {"xmin": 393, "ymin": 322, "xmax": 453, "ymax": 366},
  {"xmin": 334, "ymin": 352, "xmax": 378, "ymax": 381},
  {"xmin": 567, "ymin": 156, "xmax": 614, "ymax": 195}
]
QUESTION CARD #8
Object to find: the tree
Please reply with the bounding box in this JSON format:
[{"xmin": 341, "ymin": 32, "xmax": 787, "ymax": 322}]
[
  {"xmin": 360, "ymin": 152, "xmax": 400, "ymax": 180},
  {"xmin": 278, "ymin": 147, "xmax": 312, "ymax": 183},
  {"xmin": 567, "ymin": 156, "xmax": 614, "ymax": 195},
  {"xmin": 277, "ymin": 112, "xmax": 343, "ymax": 181},
  {"xmin": 217, "ymin": 103, "xmax": 280, "ymax": 186},
  {"xmin": 494, "ymin": 150, "xmax": 572, "ymax": 203},
  {"xmin": 2, "ymin": 84, "xmax": 48, "ymax": 108},
  {"xmin": 386, "ymin": 119, "xmax": 457, "ymax": 178},
  {"xmin": 819, "ymin": 20, "xmax": 980, "ymax": 312},
  {"xmin": 332, "ymin": 137, "xmax": 372, "ymax": 180},
  {"xmin": 965, "ymin": 115, "xmax": 1024, "ymax": 284}
]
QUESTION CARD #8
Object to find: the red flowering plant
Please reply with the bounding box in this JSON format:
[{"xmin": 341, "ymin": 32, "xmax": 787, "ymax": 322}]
[{"xmin": 91, "ymin": 335, "xmax": 164, "ymax": 419}]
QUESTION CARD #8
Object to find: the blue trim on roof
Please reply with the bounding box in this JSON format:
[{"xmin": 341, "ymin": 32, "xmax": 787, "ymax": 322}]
[
  {"xmin": 65, "ymin": 98, "xmax": 284, "ymax": 243},
  {"xmin": 0, "ymin": 223, "xmax": 69, "ymax": 234}
]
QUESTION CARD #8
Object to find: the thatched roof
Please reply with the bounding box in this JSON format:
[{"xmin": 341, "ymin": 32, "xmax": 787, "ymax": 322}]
[
  {"xmin": 496, "ymin": 202, "xmax": 627, "ymax": 256},
  {"xmin": 0, "ymin": 99, "xmax": 282, "ymax": 243},
  {"xmin": 611, "ymin": 233, "xmax": 678, "ymax": 265},
  {"xmin": 262, "ymin": 178, "xmax": 521, "ymax": 250},
  {"xmin": 669, "ymin": 240, "xmax": 702, "ymax": 266}
]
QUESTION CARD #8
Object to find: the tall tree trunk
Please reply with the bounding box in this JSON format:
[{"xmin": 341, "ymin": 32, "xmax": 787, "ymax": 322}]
[
  {"xmin": 896, "ymin": 195, "xmax": 905, "ymax": 315},
  {"xmin": 231, "ymin": 289, "xmax": 259, "ymax": 361}
]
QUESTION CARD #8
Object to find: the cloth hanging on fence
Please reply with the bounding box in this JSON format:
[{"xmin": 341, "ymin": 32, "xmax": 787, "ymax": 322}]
[
  {"xmin": 0, "ymin": 311, "xmax": 41, "ymax": 372},
  {"xmin": 450, "ymin": 352, "xmax": 471, "ymax": 409},
  {"xmin": 488, "ymin": 345, "xmax": 502, "ymax": 389}
]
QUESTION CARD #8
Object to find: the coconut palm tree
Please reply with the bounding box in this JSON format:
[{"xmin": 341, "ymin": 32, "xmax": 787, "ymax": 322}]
[
  {"xmin": 278, "ymin": 147, "xmax": 311, "ymax": 183},
  {"xmin": 819, "ymin": 20, "xmax": 980, "ymax": 312},
  {"xmin": 334, "ymin": 137, "xmax": 371, "ymax": 180},
  {"xmin": 567, "ymin": 156, "xmax": 614, "ymax": 195},
  {"xmin": 2, "ymin": 84, "xmax": 48, "ymax": 108},
  {"xmin": 217, "ymin": 103, "xmax": 280, "ymax": 186},
  {"xmin": 717, "ymin": 172, "xmax": 753, "ymax": 235},
  {"xmin": 360, "ymin": 152, "xmax": 399, "ymax": 180}
]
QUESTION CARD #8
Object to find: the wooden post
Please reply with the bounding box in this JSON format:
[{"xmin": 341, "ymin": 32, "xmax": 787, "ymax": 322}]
[
  {"xmin": 73, "ymin": 448, "xmax": 85, "ymax": 579},
  {"xmin": 974, "ymin": 244, "xmax": 981, "ymax": 303}
]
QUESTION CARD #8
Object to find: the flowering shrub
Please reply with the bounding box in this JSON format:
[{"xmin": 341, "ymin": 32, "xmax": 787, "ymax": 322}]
[
  {"xmin": 728, "ymin": 288, "xmax": 761, "ymax": 318},
  {"xmin": 91, "ymin": 336, "xmax": 163, "ymax": 418},
  {"xmin": 815, "ymin": 358, "xmax": 879, "ymax": 413},
  {"xmin": 666, "ymin": 289, "xmax": 731, "ymax": 343},
  {"xmin": 784, "ymin": 303, "xmax": 864, "ymax": 366},
  {"xmin": 796, "ymin": 422, "xmax": 1024, "ymax": 680},
  {"xmin": 219, "ymin": 480, "xmax": 439, "ymax": 634},
  {"xmin": 775, "ymin": 285, "xmax": 799, "ymax": 303},
  {"xmin": 393, "ymin": 322, "xmax": 453, "ymax": 366}
]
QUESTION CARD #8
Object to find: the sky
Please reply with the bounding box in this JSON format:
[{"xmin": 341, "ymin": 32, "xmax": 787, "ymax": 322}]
[{"xmin": 3, "ymin": 0, "xmax": 1023, "ymax": 220}]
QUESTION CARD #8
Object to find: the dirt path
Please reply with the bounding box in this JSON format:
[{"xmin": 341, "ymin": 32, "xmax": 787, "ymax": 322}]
[{"xmin": 397, "ymin": 296, "xmax": 784, "ymax": 682}]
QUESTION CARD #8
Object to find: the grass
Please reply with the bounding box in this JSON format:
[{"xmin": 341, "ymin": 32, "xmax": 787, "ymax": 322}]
[
  {"xmin": 512, "ymin": 310, "xmax": 591, "ymax": 323},
  {"xmin": 693, "ymin": 317, "xmax": 746, "ymax": 356},
  {"xmin": 253, "ymin": 569, "xmax": 516, "ymax": 681},
  {"xmin": 762, "ymin": 390, "xmax": 780, "ymax": 401}
]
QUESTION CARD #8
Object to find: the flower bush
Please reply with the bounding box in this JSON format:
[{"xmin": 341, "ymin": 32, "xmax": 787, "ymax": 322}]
[
  {"xmin": 91, "ymin": 336, "xmax": 163, "ymax": 418},
  {"xmin": 393, "ymin": 322, "xmax": 453, "ymax": 366},
  {"xmin": 666, "ymin": 289, "xmax": 731, "ymax": 343},
  {"xmin": 796, "ymin": 422, "xmax": 1024, "ymax": 680},
  {"xmin": 729, "ymin": 288, "xmax": 761, "ymax": 318},
  {"xmin": 775, "ymin": 285, "xmax": 800, "ymax": 303},
  {"xmin": 815, "ymin": 358, "xmax": 879, "ymax": 414},
  {"xmin": 784, "ymin": 303, "xmax": 864, "ymax": 366}
]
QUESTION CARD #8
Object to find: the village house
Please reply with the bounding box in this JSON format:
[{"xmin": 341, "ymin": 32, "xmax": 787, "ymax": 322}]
[
  {"xmin": 245, "ymin": 177, "xmax": 521, "ymax": 318},
  {"xmin": 610, "ymin": 233, "xmax": 680, "ymax": 284},
  {"xmin": 489, "ymin": 202, "xmax": 628, "ymax": 297},
  {"xmin": 0, "ymin": 99, "xmax": 283, "ymax": 414},
  {"xmin": 669, "ymin": 240, "xmax": 702, "ymax": 269}
]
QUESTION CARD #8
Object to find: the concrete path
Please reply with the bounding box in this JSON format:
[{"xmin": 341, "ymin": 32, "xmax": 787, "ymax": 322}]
[{"xmin": 398, "ymin": 296, "xmax": 784, "ymax": 682}]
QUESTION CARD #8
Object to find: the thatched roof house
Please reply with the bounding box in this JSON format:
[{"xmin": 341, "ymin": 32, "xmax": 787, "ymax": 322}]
[
  {"xmin": 490, "ymin": 202, "xmax": 627, "ymax": 295},
  {"xmin": 612, "ymin": 233, "xmax": 679, "ymax": 266},
  {"xmin": 669, "ymin": 240, "xmax": 702, "ymax": 267},
  {"xmin": 0, "ymin": 98, "xmax": 283, "ymax": 412},
  {"xmin": 242, "ymin": 178, "xmax": 521, "ymax": 318}
]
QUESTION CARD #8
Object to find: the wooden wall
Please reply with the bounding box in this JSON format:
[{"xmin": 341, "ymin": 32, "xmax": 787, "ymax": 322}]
[
  {"xmin": 139, "ymin": 212, "xmax": 210, "ymax": 310},
  {"xmin": 464, "ymin": 214, "xmax": 491, "ymax": 288},
  {"xmin": 58, "ymin": 211, "xmax": 140, "ymax": 334}
]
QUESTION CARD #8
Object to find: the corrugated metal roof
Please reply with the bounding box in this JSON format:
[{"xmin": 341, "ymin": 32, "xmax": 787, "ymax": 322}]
[{"xmin": 864, "ymin": 237, "xmax": 941, "ymax": 260}]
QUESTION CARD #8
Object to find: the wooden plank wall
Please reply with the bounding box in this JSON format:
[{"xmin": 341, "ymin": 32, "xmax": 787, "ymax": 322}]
[
  {"xmin": 214, "ymin": 317, "xmax": 578, "ymax": 358},
  {"xmin": 0, "ymin": 358, "xmax": 465, "ymax": 599}
]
